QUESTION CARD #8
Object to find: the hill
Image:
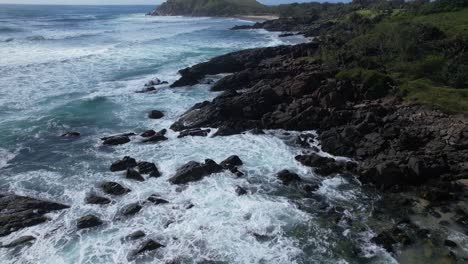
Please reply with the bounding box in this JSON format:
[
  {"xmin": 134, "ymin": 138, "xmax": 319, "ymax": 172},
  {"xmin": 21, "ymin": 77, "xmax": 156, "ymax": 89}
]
[{"xmin": 149, "ymin": 0, "xmax": 270, "ymax": 17}]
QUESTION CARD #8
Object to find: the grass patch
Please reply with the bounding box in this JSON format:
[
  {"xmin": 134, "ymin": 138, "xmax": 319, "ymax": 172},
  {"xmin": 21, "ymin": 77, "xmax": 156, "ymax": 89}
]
[{"xmin": 402, "ymin": 79, "xmax": 468, "ymax": 116}]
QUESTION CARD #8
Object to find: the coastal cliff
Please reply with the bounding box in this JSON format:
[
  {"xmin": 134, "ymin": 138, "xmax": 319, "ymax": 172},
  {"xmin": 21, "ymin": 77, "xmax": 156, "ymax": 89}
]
[{"xmin": 149, "ymin": 0, "xmax": 270, "ymax": 17}]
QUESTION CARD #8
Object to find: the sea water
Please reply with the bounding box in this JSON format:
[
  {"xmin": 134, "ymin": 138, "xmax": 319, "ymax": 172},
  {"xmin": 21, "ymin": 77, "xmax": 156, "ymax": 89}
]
[{"xmin": 0, "ymin": 5, "xmax": 396, "ymax": 264}]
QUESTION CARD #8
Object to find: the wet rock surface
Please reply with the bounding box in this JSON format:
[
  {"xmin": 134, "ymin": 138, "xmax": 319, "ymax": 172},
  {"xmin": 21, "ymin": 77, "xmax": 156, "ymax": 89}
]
[
  {"xmin": 85, "ymin": 194, "xmax": 111, "ymax": 205},
  {"xmin": 1, "ymin": 235, "xmax": 36, "ymax": 248},
  {"xmin": 276, "ymin": 169, "xmax": 301, "ymax": 185},
  {"xmin": 0, "ymin": 193, "xmax": 69, "ymax": 237},
  {"xmin": 77, "ymin": 215, "xmax": 103, "ymax": 229},
  {"xmin": 148, "ymin": 110, "xmax": 164, "ymax": 119},
  {"xmin": 169, "ymin": 159, "xmax": 224, "ymax": 184},
  {"xmin": 100, "ymin": 182, "xmax": 131, "ymax": 195},
  {"xmin": 110, "ymin": 156, "xmax": 137, "ymax": 172}
]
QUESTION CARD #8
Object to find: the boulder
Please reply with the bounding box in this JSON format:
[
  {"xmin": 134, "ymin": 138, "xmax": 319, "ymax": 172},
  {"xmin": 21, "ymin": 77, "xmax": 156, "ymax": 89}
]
[
  {"xmin": 142, "ymin": 134, "xmax": 168, "ymax": 143},
  {"xmin": 147, "ymin": 194, "xmax": 169, "ymax": 205},
  {"xmin": 295, "ymin": 154, "xmax": 354, "ymax": 176},
  {"xmin": 85, "ymin": 194, "xmax": 111, "ymax": 205},
  {"xmin": 100, "ymin": 182, "xmax": 131, "ymax": 195},
  {"xmin": 126, "ymin": 169, "xmax": 145, "ymax": 182},
  {"xmin": 119, "ymin": 203, "xmax": 142, "ymax": 216},
  {"xmin": 134, "ymin": 239, "xmax": 164, "ymax": 256},
  {"xmin": 145, "ymin": 78, "xmax": 161, "ymax": 86},
  {"xmin": 178, "ymin": 128, "xmax": 211, "ymax": 138},
  {"xmin": 110, "ymin": 156, "xmax": 137, "ymax": 172},
  {"xmin": 124, "ymin": 230, "xmax": 146, "ymax": 241},
  {"xmin": 220, "ymin": 155, "xmax": 243, "ymax": 170},
  {"xmin": 77, "ymin": 215, "xmax": 103, "ymax": 229},
  {"xmin": 1, "ymin": 235, "xmax": 36, "ymax": 248},
  {"xmin": 148, "ymin": 110, "xmax": 164, "ymax": 119},
  {"xmin": 169, "ymin": 159, "xmax": 224, "ymax": 184},
  {"xmin": 102, "ymin": 135, "xmax": 131, "ymax": 146},
  {"xmin": 61, "ymin": 131, "xmax": 80, "ymax": 137},
  {"xmin": 276, "ymin": 170, "xmax": 301, "ymax": 185},
  {"xmin": 135, "ymin": 87, "xmax": 156, "ymax": 93},
  {"xmin": 137, "ymin": 162, "xmax": 160, "ymax": 176},
  {"xmin": 235, "ymin": 186, "xmax": 248, "ymax": 196},
  {"xmin": 0, "ymin": 194, "xmax": 69, "ymax": 237},
  {"xmin": 140, "ymin": 130, "xmax": 156, "ymax": 137}
]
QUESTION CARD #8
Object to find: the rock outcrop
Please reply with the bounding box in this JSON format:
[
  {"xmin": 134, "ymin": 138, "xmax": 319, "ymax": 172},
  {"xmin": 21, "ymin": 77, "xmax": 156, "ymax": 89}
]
[{"xmin": 0, "ymin": 193, "xmax": 69, "ymax": 237}]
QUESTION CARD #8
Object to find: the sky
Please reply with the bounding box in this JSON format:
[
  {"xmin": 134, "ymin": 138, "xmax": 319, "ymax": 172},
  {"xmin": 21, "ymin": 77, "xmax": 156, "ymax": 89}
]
[{"xmin": 0, "ymin": 0, "xmax": 347, "ymax": 5}]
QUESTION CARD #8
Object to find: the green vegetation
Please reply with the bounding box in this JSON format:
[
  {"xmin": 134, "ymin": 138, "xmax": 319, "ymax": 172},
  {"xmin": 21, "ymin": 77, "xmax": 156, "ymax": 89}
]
[
  {"xmin": 336, "ymin": 68, "xmax": 394, "ymax": 99},
  {"xmin": 315, "ymin": 0, "xmax": 468, "ymax": 115},
  {"xmin": 154, "ymin": 0, "xmax": 269, "ymax": 16}
]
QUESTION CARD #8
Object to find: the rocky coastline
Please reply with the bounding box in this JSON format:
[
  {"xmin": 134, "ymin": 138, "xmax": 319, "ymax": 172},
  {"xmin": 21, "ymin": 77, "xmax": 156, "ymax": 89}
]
[
  {"xmin": 167, "ymin": 39, "xmax": 468, "ymax": 260},
  {"xmin": 2, "ymin": 3, "xmax": 468, "ymax": 262}
]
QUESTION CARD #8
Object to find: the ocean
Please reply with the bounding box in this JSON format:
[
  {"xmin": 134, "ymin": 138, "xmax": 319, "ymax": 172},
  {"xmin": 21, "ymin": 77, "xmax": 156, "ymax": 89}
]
[{"xmin": 0, "ymin": 5, "xmax": 396, "ymax": 264}]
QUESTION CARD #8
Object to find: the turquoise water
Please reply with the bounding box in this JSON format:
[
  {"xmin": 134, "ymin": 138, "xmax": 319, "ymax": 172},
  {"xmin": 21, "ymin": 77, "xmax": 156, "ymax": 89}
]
[{"xmin": 0, "ymin": 5, "xmax": 395, "ymax": 264}]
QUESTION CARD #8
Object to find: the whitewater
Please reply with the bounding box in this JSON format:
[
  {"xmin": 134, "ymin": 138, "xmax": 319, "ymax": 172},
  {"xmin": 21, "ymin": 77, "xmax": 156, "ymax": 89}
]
[{"xmin": 0, "ymin": 5, "xmax": 396, "ymax": 264}]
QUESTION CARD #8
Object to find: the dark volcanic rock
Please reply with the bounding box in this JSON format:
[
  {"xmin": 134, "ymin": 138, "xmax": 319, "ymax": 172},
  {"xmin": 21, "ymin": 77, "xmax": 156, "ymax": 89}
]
[
  {"xmin": 85, "ymin": 194, "xmax": 111, "ymax": 205},
  {"xmin": 295, "ymin": 154, "xmax": 355, "ymax": 176},
  {"xmin": 61, "ymin": 131, "xmax": 80, "ymax": 137},
  {"xmin": 147, "ymin": 194, "xmax": 169, "ymax": 205},
  {"xmin": 137, "ymin": 161, "xmax": 160, "ymax": 176},
  {"xmin": 126, "ymin": 169, "xmax": 145, "ymax": 182},
  {"xmin": 142, "ymin": 134, "xmax": 168, "ymax": 143},
  {"xmin": 171, "ymin": 42, "xmax": 317, "ymax": 88},
  {"xmin": 0, "ymin": 193, "xmax": 69, "ymax": 237},
  {"xmin": 124, "ymin": 230, "xmax": 146, "ymax": 241},
  {"xmin": 102, "ymin": 135, "xmax": 131, "ymax": 146},
  {"xmin": 134, "ymin": 239, "xmax": 164, "ymax": 256},
  {"xmin": 135, "ymin": 87, "xmax": 156, "ymax": 93},
  {"xmin": 77, "ymin": 215, "xmax": 103, "ymax": 229},
  {"xmin": 235, "ymin": 186, "xmax": 248, "ymax": 196},
  {"xmin": 1, "ymin": 235, "xmax": 36, "ymax": 248},
  {"xmin": 140, "ymin": 130, "xmax": 156, "ymax": 137},
  {"xmin": 276, "ymin": 169, "xmax": 301, "ymax": 185},
  {"xmin": 100, "ymin": 182, "xmax": 131, "ymax": 195},
  {"xmin": 220, "ymin": 155, "xmax": 243, "ymax": 170},
  {"xmin": 110, "ymin": 156, "xmax": 137, "ymax": 172},
  {"xmin": 178, "ymin": 128, "xmax": 211, "ymax": 138},
  {"xmin": 119, "ymin": 203, "xmax": 142, "ymax": 216},
  {"xmin": 148, "ymin": 110, "xmax": 164, "ymax": 119},
  {"xmin": 169, "ymin": 159, "xmax": 224, "ymax": 184}
]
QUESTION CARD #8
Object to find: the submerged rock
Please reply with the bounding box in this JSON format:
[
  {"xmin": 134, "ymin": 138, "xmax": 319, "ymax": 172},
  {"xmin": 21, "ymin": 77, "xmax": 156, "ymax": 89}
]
[
  {"xmin": 85, "ymin": 194, "xmax": 111, "ymax": 205},
  {"xmin": 142, "ymin": 134, "xmax": 168, "ymax": 143},
  {"xmin": 77, "ymin": 215, "xmax": 103, "ymax": 229},
  {"xmin": 119, "ymin": 203, "xmax": 142, "ymax": 216},
  {"xmin": 61, "ymin": 131, "xmax": 80, "ymax": 137},
  {"xmin": 100, "ymin": 182, "xmax": 131, "ymax": 195},
  {"xmin": 140, "ymin": 130, "xmax": 156, "ymax": 138},
  {"xmin": 147, "ymin": 194, "xmax": 169, "ymax": 205},
  {"xmin": 135, "ymin": 87, "xmax": 156, "ymax": 93},
  {"xmin": 148, "ymin": 110, "xmax": 164, "ymax": 119},
  {"xmin": 235, "ymin": 186, "xmax": 248, "ymax": 196},
  {"xmin": 1, "ymin": 236, "xmax": 36, "ymax": 248},
  {"xmin": 145, "ymin": 78, "xmax": 161, "ymax": 87},
  {"xmin": 133, "ymin": 239, "xmax": 164, "ymax": 256},
  {"xmin": 0, "ymin": 193, "xmax": 69, "ymax": 237},
  {"xmin": 276, "ymin": 169, "xmax": 301, "ymax": 185},
  {"xmin": 169, "ymin": 159, "xmax": 224, "ymax": 184},
  {"xmin": 124, "ymin": 230, "xmax": 146, "ymax": 241},
  {"xmin": 110, "ymin": 156, "xmax": 137, "ymax": 172},
  {"xmin": 126, "ymin": 169, "xmax": 145, "ymax": 182},
  {"xmin": 102, "ymin": 135, "xmax": 132, "ymax": 146},
  {"xmin": 177, "ymin": 128, "xmax": 211, "ymax": 138}
]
